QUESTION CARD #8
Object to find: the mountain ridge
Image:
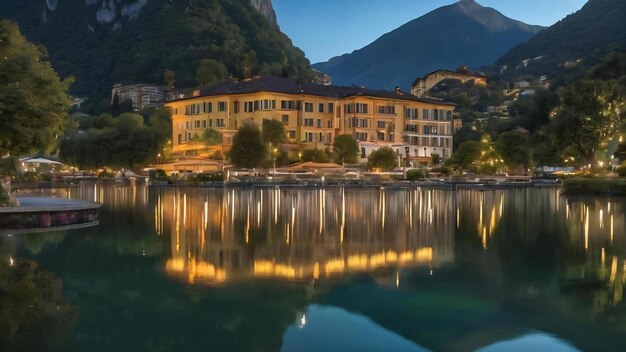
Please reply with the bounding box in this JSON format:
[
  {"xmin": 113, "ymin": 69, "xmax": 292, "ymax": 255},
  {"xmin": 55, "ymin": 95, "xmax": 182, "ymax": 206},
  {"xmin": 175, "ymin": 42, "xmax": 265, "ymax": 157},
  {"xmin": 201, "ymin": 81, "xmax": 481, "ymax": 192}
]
[
  {"xmin": 313, "ymin": 0, "xmax": 542, "ymax": 90},
  {"xmin": 496, "ymin": 0, "xmax": 626, "ymax": 77}
]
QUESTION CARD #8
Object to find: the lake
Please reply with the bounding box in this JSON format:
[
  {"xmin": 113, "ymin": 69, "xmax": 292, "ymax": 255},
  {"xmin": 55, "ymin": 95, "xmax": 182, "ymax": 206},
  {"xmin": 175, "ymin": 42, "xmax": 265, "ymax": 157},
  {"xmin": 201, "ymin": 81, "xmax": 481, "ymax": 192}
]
[{"xmin": 2, "ymin": 183, "xmax": 625, "ymax": 351}]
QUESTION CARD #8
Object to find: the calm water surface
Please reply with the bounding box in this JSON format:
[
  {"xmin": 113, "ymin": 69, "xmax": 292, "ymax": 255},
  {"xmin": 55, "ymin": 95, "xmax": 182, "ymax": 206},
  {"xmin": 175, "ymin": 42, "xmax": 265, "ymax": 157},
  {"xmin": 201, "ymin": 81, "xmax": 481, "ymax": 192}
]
[{"xmin": 2, "ymin": 183, "xmax": 626, "ymax": 351}]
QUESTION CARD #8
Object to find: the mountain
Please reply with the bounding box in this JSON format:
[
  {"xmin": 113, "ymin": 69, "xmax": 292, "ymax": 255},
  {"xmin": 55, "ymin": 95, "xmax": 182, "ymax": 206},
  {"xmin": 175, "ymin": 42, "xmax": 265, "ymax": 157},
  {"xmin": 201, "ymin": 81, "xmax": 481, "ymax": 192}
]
[
  {"xmin": 0, "ymin": 0, "xmax": 313, "ymax": 106},
  {"xmin": 312, "ymin": 0, "xmax": 542, "ymax": 90},
  {"xmin": 496, "ymin": 0, "xmax": 626, "ymax": 78}
]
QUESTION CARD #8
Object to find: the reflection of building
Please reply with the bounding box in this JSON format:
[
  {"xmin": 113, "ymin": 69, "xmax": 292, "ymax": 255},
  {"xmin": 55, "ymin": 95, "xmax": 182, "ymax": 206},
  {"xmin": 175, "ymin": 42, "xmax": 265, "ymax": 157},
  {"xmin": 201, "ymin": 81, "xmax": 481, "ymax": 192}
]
[
  {"xmin": 155, "ymin": 188, "xmax": 455, "ymax": 285},
  {"xmin": 111, "ymin": 83, "xmax": 167, "ymax": 110},
  {"xmin": 165, "ymin": 76, "xmax": 455, "ymax": 162}
]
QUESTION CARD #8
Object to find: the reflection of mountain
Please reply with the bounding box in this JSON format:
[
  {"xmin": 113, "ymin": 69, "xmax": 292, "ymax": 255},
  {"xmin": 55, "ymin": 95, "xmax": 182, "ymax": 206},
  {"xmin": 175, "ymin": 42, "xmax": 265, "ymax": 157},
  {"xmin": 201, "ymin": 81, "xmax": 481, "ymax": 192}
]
[
  {"xmin": 12, "ymin": 184, "xmax": 626, "ymax": 351},
  {"xmin": 155, "ymin": 187, "xmax": 455, "ymax": 284}
]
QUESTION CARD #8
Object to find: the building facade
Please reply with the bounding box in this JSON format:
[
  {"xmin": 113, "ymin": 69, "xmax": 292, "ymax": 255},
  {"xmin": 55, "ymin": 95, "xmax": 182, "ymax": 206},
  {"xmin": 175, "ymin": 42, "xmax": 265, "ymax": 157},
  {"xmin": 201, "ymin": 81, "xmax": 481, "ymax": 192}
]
[
  {"xmin": 111, "ymin": 84, "xmax": 167, "ymax": 110},
  {"xmin": 165, "ymin": 76, "xmax": 455, "ymax": 164}
]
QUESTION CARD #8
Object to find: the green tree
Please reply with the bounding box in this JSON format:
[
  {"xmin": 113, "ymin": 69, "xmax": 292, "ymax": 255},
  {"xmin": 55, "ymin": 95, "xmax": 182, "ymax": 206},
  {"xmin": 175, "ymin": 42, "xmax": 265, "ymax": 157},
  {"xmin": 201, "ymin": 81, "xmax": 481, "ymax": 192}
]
[
  {"xmin": 301, "ymin": 148, "xmax": 330, "ymax": 163},
  {"xmin": 196, "ymin": 59, "xmax": 228, "ymax": 86},
  {"xmin": 164, "ymin": 69, "xmax": 176, "ymax": 89},
  {"xmin": 549, "ymin": 79, "xmax": 625, "ymax": 163},
  {"xmin": 449, "ymin": 140, "xmax": 481, "ymax": 171},
  {"xmin": 203, "ymin": 128, "xmax": 223, "ymax": 146},
  {"xmin": 95, "ymin": 113, "xmax": 115, "ymax": 129},
  {"xmin": 0, "ymin": 21, "xmax": 72, "ymax": 156},
  {"xmin": 496, "ymin": 131, "xmax": 532, "ymax": 169},
  {"xmin": 367, "ymin": 147, "xmax": 398, "ymax": 171},
  {"xmin": 230, "ymin": 125, "xmax": 267, "ymax": 168},
  {"xmin": 333, "ymin": 134, "xmax": 359, "ymax": 165},
  {"xmin": 262, "ymin": 119, "xmax": 286, "ymax": 145}
]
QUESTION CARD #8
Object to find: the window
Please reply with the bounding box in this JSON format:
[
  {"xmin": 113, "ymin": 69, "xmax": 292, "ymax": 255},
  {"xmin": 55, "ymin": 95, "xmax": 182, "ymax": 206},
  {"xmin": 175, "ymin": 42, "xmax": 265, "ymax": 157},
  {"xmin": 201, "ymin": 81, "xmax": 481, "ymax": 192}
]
[
  {"xmin": 282, "ymin": 115, "xmax": 289, "ymax": 124},
  {"xmin": 174, "ymin": 108, "xmax": 178, "ymax": 115},
  {"xmin": 424, "ymin": 126, "xmax": 438, "ymax": 135},
  {"xmin": 289, "ymin": 130, "xmax": 296, "ymax": 139},
  {"xmin": 207, "ymin": 102, "xmax": 213, "ymax": 113},
  {"xmin": 327, "ymin": 120, "xmax": 333, "ymax": 128},
  {"xmin": 355, "ymin": 132, "xmax": 368, "ymax": 141},
  {"xmin": 377, "ymin": 121, "xmax": 386, "ymax": 129},
  {"xmin": 344, "ymin": 103, "xmax": 368, "ymax": 114},
  {"xmin": 405, "ymin": 108, "xmax": 418, "ymax": 119},
  {"xmin": 195, "ymin": 120, "xmax": 201, "ymax": 128},
  {"xmin": 202, "ymin": 120, "xmax": 207, "ymax": 128},
  {"xmin": 233, "ymin": 101, "xmax": 239, "ymax": 113},
  {"xmin": 349, "ymin": 118, "xmax": 368, "ymax": 128},
  {"xmin": 209, "ymin": 119, "xmax": 213, "ymax": 127},
  {"xmin": 361, "ymin": 148, "xmax": 366, "ymax": 159},
  {"xmin": 185, "ymin": 122, "xmax": 190, "ymax": 129},
  {"xmin": 328, "ymin": 103, "xmax": 334, "ymax": 113},
  {"xmin": 216, "ymin": 119, "xmax": 225, "ymax": 127},
  {"xmin": 177, "ymin": 134, "xmax": 182, "ymax": 144},
  {"xmin": 218, "ymin": 102, "xmax": 226, "ymax": 112},
  {"xmin": 318, "ymin": 103, "xmax": 324, "ymax": 113},
  {"xmin": 305, "ymin": 132, "xmax": 314, "ymax": 142},
  {"xmin": 304, "ymin": 118, "xmax": 314, "ymax": 127},
  {"xmin": 377, "ymin": 132, "xmax": 385, "ymax": 141},
  {"xmin": 423, "ymin": 109, "xmax": 433, "ymax": 120},
  {"xmin": 317, "ymin": 119, "xmax": 322, "ymax": 128},
  {"xmin": 281, "ymin": 100, "xmax": 297, "ymax": 110},
  {"xmin": 378, "ymin": 106, "xmax": 395, "ymax": 114},
  {"xmin": 405, "ymin": 124, "xmax": 417, "ymax": 133},
  {"xmin": 304, "ymin": 102, "xmax": 313, "ymax": 112}
]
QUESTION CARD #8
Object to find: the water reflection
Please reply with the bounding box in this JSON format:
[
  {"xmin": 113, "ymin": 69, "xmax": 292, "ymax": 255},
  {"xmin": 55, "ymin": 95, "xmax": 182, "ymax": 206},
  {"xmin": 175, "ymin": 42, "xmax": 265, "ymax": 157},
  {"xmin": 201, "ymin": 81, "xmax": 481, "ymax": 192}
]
[
  {"xmin": 10, "ymin": 183, "xmax": 626, "ymax": 351},
  {"xmin": 150, "ymin": 187, "xmax": 456, "ymax": 285}
]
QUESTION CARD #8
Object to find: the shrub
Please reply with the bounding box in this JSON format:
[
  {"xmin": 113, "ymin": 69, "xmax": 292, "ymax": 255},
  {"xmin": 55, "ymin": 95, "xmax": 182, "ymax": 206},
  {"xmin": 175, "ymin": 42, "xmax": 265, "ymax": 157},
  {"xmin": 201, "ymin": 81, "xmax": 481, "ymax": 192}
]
[
  {"xmin": 149, "ymin": 169, "xmax": 169, "ymax": 182},
  {"xmin": 98, "ymin": 170, "xmax": 115, "ymax": 178},
  {"xmin": 195, "ymin": 172, "xmax": 224, "ymax": 182},
  {"xmin": 0, "ymin": 185, "xmax": 16, "ymax": 207},
  {"xmin": 406, "ymin": 168, "xmax": 428, "ymax": 181},
  {"xmin": 618, "ymin": 163, "xmax": 626, "ymax": 177}
]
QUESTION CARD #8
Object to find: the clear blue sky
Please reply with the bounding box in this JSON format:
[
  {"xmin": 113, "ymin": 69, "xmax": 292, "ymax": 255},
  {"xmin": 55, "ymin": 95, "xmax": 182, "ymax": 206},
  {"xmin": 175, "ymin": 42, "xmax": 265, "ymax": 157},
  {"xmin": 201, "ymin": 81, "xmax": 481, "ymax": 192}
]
[{"xmin": 273, "ymin": 0, "xmax": 588, "ymax": 64}]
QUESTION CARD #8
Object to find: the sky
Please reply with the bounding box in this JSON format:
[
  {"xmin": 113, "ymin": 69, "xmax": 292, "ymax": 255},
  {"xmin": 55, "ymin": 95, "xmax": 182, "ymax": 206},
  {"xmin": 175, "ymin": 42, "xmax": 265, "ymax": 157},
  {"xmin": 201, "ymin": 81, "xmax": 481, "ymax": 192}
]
[{"xmin": 273, "ymin": 0, "xmax": 588, "ymax": 64}]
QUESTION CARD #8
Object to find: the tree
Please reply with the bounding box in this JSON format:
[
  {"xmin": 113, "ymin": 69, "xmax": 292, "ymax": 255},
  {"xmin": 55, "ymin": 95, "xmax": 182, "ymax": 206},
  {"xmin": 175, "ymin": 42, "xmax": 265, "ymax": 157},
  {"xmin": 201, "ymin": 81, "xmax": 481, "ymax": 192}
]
[
  {"xmin": 262, "ymin": 119, "xmax": 286, "ymax": 145},
  {"xmin": 301, "ymin": 148, "xmax": 330, "ymax": 163},
  {"xmin": 333, "ymin": 134, "xmax": 359, "ymax": 165},
  {"xmin": 203, "ymin": 128, "xmax": 223, "ymax": 146},
  {"xmin": 367, "ymin": 147, "xmax": 398, "ymax": 171},
  {"xmin": 196, "ymin": 59, "xmax": 228, "ymax": 86},
  {"xmin": 0, "ymin": 21, "xmax": 72, "ymax": 156},
  {"xmin": 164, "ymin": 69, "xmax": 176, "ymax": 89},
  {"xmin": 496, "ymin": 131, "xmax": 532, "ymax": 169},
  {"xmin": 548, "ymin": 79, "xmax": 625, "ymax": 164},
  {"xmin": 449, "ymin": 140, "xmax": 481, "ymax": 171},
  {"xmin": 230, "ymin": 125, "xmax": 266, "ymax": 168}
]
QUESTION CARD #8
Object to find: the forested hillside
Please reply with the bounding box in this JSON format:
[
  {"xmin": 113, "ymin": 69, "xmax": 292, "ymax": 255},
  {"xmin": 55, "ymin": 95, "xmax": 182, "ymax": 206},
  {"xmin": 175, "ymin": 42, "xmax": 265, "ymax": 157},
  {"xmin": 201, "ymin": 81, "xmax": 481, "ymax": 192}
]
[{"xmin": 0, "ymin": 0, "xmax": 315, "ymax": 109}]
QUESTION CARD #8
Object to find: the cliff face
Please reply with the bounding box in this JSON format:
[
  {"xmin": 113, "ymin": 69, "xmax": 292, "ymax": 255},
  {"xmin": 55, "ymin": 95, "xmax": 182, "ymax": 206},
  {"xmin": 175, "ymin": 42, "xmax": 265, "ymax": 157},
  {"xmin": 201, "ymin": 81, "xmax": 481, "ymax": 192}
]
[{"xmin": 249, "ymin": 0, "xmax": 277, "ymax": 26}]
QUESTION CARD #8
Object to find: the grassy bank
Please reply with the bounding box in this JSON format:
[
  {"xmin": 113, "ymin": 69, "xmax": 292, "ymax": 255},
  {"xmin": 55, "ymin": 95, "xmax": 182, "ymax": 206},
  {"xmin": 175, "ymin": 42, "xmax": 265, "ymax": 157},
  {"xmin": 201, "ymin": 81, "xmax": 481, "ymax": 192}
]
[{"xmin": 562, "ymin": 178, "xmax": 626, "ymax": 196}]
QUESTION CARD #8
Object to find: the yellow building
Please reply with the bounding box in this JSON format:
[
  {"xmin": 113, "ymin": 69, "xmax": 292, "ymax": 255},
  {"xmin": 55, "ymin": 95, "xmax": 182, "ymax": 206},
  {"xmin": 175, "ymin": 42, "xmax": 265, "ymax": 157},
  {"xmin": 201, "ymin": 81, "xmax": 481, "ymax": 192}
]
[{"xmin": 165, "ymin": 76, "xmax": 455, "ymax": 163}]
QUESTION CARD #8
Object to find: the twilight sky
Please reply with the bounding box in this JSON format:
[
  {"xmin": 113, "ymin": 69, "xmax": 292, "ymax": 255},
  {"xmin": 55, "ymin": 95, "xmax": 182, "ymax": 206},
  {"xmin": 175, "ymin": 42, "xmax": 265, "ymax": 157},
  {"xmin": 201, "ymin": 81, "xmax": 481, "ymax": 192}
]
[{"xmin": 273, "ymin": 0, "xmax": 588, "ymax": 64}]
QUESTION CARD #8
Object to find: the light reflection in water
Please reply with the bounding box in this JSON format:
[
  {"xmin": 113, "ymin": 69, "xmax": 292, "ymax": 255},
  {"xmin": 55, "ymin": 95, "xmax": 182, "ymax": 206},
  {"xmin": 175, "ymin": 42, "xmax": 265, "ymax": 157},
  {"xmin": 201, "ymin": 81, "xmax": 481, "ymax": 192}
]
[{"xmin": 154, "ymin": 187, "xmax": 455, "ymax": 284}]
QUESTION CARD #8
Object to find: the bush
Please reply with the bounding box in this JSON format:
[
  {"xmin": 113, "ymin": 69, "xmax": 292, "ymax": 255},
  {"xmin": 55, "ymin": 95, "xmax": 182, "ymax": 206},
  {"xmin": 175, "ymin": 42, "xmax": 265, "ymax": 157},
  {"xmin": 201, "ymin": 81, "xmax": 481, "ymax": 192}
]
[
  {"xmin": 98, "ymin": 170, "xmax": 115, "ymax": 179},
  {"xmin": 149, "ymin": 169, "xmax": 170, "ymax": 182},
  {"xmin": 21, "ymin": 171, "xmax": 42, "ymax": 183},
  {"xmin": 618, "ymin": 163, "xmax": 626, "ymax": 177},
  {"xmin": 195, "ymin": 172, "xmax": 224, "ymax": 182},
  {"xmin": 0, "ymin": 184, "xmax": 16, "ymax": 207},
  {"xmin": 406, "ymin": 168, "xmax": 428, "ymax": 181}
]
